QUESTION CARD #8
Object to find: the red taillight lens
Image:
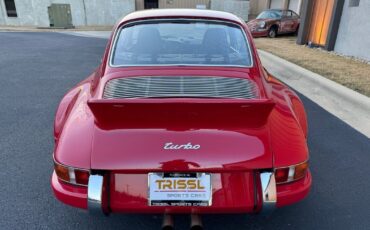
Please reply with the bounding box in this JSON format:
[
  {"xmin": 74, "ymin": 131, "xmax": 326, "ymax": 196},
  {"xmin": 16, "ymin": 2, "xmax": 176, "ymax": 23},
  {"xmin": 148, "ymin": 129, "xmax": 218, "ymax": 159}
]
[
  {"xmin": 54, "ymin": 160, "xmax": 89, "ymax": 186},
  {"xmin": 274, "ymin": 161, "xmax": 308, "ymax": 184},
  {"xmin": 275, "ymin": 167, "xmax": 289, "ymax": 184},
  {"xmin": 75, "ymin": 169, "xmax": 90, "ymax": 185},
  {"xmin": 54, "ymin": 163, "xmax": 70, "ymax": 182}
]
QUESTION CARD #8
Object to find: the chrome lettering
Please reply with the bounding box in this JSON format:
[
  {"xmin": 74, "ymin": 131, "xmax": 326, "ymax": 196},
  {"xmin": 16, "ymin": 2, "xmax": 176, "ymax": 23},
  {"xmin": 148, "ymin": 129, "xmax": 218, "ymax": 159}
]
[{"xmin": 164, "ymin": 142, "xmax": 200, "ymax": 150}]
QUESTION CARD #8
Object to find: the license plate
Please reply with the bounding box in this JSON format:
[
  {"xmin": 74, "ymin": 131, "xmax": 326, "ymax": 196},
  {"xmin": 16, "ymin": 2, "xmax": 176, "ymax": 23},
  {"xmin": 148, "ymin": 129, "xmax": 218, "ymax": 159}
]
[{"xmin": 148, "ymin": 173, "xmax": 212, "ymax": 206}]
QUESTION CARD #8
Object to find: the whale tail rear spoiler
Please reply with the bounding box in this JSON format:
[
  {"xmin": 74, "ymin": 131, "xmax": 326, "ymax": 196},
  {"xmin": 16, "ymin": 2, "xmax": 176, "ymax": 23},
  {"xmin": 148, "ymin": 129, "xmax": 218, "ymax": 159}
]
[{"xmin": 87, "ymin": 98, "xmax": 275, "ymax": 129}]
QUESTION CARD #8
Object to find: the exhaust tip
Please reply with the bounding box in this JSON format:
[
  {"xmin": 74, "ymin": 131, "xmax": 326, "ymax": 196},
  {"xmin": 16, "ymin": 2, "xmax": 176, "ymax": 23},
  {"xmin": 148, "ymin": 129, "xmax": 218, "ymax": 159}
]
[
  {"xmin": 162, "ymin": 214, "xmax": 174, "ymax": 230},
  {"xmin": 190, "ymin": 214, "xmax": 203, "ymax": 230}
]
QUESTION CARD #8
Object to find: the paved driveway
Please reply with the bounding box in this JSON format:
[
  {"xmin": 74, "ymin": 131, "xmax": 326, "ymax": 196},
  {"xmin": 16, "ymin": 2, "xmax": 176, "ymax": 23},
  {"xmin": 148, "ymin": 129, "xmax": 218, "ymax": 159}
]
[{"xmin": 0, "ymin": 32, "xmax": 369, "ymax": 230}]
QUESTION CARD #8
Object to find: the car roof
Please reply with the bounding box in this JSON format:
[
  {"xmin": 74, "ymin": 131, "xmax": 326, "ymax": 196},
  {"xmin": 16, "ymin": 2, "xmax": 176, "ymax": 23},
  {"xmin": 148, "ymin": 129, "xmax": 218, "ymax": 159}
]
[{"xmin": 117, "ymin": 9, "xmax": 244, "ymax": 25}]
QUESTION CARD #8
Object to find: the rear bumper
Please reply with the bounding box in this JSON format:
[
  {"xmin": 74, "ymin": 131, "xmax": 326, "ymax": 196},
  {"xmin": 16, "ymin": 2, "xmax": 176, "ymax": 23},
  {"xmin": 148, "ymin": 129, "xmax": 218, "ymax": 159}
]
[
  {"xmin": 277, "ymin": 169, "xmax": 312, "ymax": 208},
  {"xmin": 51, "ymin": 171, "xmax": 87, "ymax": 209},
  {"xmin": 51, "ymin": 170, "xmax": 311, "ymax": 214}
]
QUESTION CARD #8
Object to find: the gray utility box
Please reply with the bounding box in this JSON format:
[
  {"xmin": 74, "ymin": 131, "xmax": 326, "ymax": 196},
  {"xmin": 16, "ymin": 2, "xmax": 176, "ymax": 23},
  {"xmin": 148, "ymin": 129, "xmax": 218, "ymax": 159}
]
[{"xmin": 48, "ymin": 4, "xmax": 74, "ymax": 28}]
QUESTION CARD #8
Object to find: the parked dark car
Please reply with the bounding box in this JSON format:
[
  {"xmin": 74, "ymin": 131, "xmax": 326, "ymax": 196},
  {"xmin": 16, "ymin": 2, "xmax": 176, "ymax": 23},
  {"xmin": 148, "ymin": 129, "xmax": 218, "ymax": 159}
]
[{"xmin": 247, "ymin": 9, "xmax": 300, "ymax": 38}]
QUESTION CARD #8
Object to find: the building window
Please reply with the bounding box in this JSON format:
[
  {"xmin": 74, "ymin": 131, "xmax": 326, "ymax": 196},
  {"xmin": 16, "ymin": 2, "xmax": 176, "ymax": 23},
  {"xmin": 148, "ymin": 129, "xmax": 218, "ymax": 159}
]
[
  {"xmin": 349, "ymin": 0, "xmax": 360, "ymax": 7},
  {"xmin": 4, "ymin": 0, "xmax": 17, "ymax": 17},
  {"xmin": 144, "ymin": 0, "xmax": 158, "ymax": 9}
]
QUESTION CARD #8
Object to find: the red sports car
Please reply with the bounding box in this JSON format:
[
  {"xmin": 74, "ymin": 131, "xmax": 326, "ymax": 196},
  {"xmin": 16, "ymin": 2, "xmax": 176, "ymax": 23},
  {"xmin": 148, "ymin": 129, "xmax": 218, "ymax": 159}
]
[
  {"xmin": 51, "ymin": 9, "xmax": 311, "ymax": 227},
  {"xmin": 247, "ymin": 9, "xmax": 300, "ymax": 38}
]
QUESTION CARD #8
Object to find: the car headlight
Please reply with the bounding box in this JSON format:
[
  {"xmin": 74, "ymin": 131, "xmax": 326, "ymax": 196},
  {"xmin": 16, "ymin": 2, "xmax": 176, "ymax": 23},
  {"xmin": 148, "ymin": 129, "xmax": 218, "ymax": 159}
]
[
  {"xmin": 274, "ymin": 161, "xmax": 309, "ymax": 184},
  {"xmin": 54, "ymin": 159, "xmax": 90, "ymax": 186},
  {"xmin": 258, "ymin": 21, "xmax": 266, "ymax": 29}
]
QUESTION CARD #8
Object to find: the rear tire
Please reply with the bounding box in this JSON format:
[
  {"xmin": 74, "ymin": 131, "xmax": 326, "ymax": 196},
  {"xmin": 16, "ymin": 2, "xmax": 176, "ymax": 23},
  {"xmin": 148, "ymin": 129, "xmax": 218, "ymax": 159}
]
[{"xmin": 268, "ymin": 27, "xmax": 277, "ymax": 38}]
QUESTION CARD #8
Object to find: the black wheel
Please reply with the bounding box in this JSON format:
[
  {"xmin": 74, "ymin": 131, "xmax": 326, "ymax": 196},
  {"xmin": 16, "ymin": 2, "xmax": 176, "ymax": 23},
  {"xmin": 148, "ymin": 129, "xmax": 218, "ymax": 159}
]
[{"xmin": 268, "ymin": 27, "xmax": 277, "ymax": 38}]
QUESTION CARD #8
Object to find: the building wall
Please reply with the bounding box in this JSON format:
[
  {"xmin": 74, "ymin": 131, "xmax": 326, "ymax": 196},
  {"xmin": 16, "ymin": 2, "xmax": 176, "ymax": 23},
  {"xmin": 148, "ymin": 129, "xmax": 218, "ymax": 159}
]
[
  {"xmin": 135, "ymin": 0, "xmax": 144, "ymax": 10},
  {"xmin": 210, "ymin": 0, "xmax": 249, "ymax": 21},
  {"xmin": 270, "ymin": 0, "xmax": 284, "ymax": 9},
  {"xmin": 0, "ymin": 0, "xmax": 135, "ymax": 26},
  {"xmin": 0, "ymin": 1, "xmax": 5, "ymax": 25},
  {"xmin": 334, "ymin": 0, "xmax": 370, "ymax": 61},
  {"xmin": 0, "ymin": 0, "xmax": 306, "ymax": 27},
  {"xmin": 135, "ymin": 0, "xmax": 249, "ymax": 21},
  {"xmin": 159, "ymin": 0, "xmax": 210, "ymax": 8},
  {"xmin": 135, "ymin": 0, "xmax": 212, "ymax": 10},
  {"xmin": 83, "ymin": 0, "xmax": 135, "ymax": 26},
  {"xmin": 288, "ymin": 0, "xmax": 301, "ymax": 13},
  {"xmin": 249, "ymin": 0, "xmax": 269, "ymax": 19}
]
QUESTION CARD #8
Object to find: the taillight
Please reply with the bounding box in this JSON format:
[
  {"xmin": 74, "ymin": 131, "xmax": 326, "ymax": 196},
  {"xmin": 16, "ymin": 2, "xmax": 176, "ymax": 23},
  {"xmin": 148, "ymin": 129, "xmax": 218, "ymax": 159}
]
[
  {"xmin": 54, "ymin": 160, "xmax": 90, "ymax": 186},
  {"xmin": 274, "ymin": 161, "xmax": 308, "ymax": 184},
  {"xmin": 54, "ymin": 163, "xmax": 70, "ymax": 182},
  {"xmin": 274, "ymin": 167, "xmax": 289, "ymax": 183},
  {"xmin": 74, "ymin": 169, "xmax": 90, "ymax": 185}
]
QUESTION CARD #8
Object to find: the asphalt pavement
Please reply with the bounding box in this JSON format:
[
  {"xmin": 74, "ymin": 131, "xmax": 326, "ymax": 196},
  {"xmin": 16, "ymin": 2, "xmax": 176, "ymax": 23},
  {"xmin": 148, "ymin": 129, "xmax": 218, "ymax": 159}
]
[{"xmin": 0, "ymin": 32, "xmax": 369, "ymax": 230}]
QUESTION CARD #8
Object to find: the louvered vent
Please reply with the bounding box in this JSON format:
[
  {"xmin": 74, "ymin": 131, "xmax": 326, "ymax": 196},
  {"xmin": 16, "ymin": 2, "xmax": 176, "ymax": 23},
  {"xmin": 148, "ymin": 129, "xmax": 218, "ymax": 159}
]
[{"xmin": 103, "ymin": 76, "xmax": 259, "ymax": 99}]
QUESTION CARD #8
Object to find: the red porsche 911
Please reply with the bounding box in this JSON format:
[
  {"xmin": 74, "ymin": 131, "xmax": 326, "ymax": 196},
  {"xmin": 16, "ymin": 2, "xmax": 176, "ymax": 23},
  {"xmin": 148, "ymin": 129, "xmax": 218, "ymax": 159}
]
[{"xmin": 51, "ymin": 9, "xmax": 311, "ymax": 228}]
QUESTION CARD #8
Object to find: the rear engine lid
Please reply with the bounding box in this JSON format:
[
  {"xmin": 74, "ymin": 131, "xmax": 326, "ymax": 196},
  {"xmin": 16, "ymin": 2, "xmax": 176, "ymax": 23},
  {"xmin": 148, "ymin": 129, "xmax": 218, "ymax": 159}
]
[
  {"xmin": 88, "ymin": 99, "xmax": 274, "ymax": 171},
  {"xmin": 90, "ymin": 127, "xmax": 273, "ymax": 171}
]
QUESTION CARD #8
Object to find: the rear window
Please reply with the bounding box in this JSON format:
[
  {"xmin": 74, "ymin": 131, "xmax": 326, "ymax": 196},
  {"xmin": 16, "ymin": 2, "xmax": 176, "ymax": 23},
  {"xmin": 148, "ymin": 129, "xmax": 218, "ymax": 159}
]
[{"xmin": 110, "ymin": 20, "xmax": 252, "ymax": 67}]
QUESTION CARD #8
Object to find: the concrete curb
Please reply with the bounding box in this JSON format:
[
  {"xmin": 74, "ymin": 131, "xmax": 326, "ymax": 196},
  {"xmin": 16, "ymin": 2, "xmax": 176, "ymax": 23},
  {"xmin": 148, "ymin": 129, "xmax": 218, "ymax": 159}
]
[
  {"xmin": 258, "ymin": 49, "xmax": 370, "ymax": 138},
  {"xmin": 58, "ymin": 31, "xmax": 111, "ymax": 39}
]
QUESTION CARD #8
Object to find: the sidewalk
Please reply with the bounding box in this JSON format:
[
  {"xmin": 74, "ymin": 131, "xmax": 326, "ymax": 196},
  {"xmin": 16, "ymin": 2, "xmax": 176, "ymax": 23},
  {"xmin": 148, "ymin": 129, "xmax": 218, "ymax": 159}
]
[{"xmin": 259, "ymin": 50, "xmax": 370, "ymax": 138}]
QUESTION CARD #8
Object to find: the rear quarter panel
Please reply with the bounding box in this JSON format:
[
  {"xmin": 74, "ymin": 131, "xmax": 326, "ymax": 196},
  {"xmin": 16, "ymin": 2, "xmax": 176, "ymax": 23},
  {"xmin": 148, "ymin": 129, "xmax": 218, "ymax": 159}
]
[
  {"xmin": 262, "ymin": 69, "xmax": 309, "ymax": 167},
  {"xmin": 53, "ymin": 78, "xmax": 95, "ymax": 169}
]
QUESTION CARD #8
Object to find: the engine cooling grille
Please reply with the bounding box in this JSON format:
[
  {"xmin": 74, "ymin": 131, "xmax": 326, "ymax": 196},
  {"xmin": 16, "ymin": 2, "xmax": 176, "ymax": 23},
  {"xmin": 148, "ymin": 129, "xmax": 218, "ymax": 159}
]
[{"xmin": 103, "ymin": 76, "xmax": 259, "ymax": 99}]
